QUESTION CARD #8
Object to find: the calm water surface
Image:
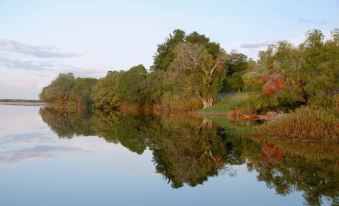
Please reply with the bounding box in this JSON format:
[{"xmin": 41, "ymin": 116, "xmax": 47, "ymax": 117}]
[{"xmin": 0, "ymin": 105, "xmax": 337, "ymax": 206}]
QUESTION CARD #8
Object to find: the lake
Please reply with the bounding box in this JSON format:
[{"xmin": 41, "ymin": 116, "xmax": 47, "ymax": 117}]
[{"xmin": 0, "ymin": 105, "xmax": 337, "ymax": 206}]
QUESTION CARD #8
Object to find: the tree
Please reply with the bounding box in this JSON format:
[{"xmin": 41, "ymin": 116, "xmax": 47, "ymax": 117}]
[
  {"xmin": 116, "ymin": 64, "xmax": 149, "ymax": 104},
  {"xmin": 91, "ymin": 71, "xmax": 121, "ymax": 111},
  {"xmin": 223, "ymin": 51, "xmax": 249, "ymax": 92},
  {"xmin": 152, "ymin": 29, "xmax": 185, "ymax": 71},
  {"xmin": 40, "ymin": 73, "xmax": 76, "ymax": 105},
  {"xmin": 40, "ymin": 73, "xmax": 98, "ymax": 109},
  {"xmin": 70, "ymin": 78, "xmax": 98, "ymax": 107},
  {"xmin": 91, "ymin": 65, "xmax": 151, "ymax": 111},
  {"xmin": 301, "ymin": 29, "xmax": 338, "ymax": 107},
  {"xmin": 169, "ymin": 42, "xmax": 226, "ymax": 108}
]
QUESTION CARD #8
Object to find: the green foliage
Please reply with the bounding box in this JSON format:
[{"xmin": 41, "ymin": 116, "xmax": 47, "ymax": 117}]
[
  {"xmin": 91, "ymin": 71, "xmax": 121, "ymax": 111},
  {"xmin": 40, "ymin": 73, "xmax": 97, "ymax": 108},
  {"xmin": 150, "ymin": 29, "xmax": 228, "ymax": 108},
  {"xmin": 241, "ymin": 71, "xmax": 263, "ymax": 91},
  {"xmin": 223, "ymin": 51, "xmax": 250, "ymax": 92},
  {"xmin": 116, "ymin": 64, "xmax": 149, "ymax": 103},
  {"xmin": 70, "ymin": 78, "xmax": 98, "ymax": 107},
  {"xmin": 245, "ymin": 29, "xmax": 338, "ymax": 111},
  {"xmin": 168, "ymin": 41, "xmax": 226, "ymax": 107},
  {"xmin": 91, "ymin": 65, "xmax": 150, "ymax": 111},
  {"xmin": 40, "ymin": 28, "xmax": 338, "ymax": 114},
  {"xmin": 40, "ymin": 73, "xmax": 75, "ymax": 103},
  {"xmin": 152, "ymin": 29, "xmax": 185, "ymax": 71}
]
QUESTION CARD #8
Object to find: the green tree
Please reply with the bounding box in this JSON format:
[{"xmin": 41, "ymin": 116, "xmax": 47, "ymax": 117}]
[
  {"xmin": 40, "ymin": 73, "xmax": 76, "ymax": 105},
  {"xmin": 223, "ymin": 51, "xmax": 249, "ymax": 92},
  {"xmin": 116, "ymin": 64, "xmax": 149, "ymax": 104},
  {"xmin": 169, "ymin": 42, "xmax": 226, "ymax": 108},
  {"xmin": 91, "ymin": 71, "xmax": 122, "ymax": 111},
  {"xmin": 152, "ymin": 29, "xmax": 185, "ymax": 71},
  {"xmin": 301, "ymin": 29, "xmax": 338, "ymax": 107},
  {"xmin": 70, "ymin": 78, "xmax": 98, "ymax": 107}
]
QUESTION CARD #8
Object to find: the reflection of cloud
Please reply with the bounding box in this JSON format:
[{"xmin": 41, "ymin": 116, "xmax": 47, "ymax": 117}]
[
  {"xmin": 240, "ymin": 41, "xmax": 271, "ymax": 49},
  {"xmin": 0, "ymin": 132, "xmax": 49, "ymax": 144},
  {"xmin": 0, "ymin": 132, "xmax": 117, "ymax": 166},
  {"xmin": 0, "ymin": 39, "xmax": 81, "ymax": 58},
  {"xmin": 0, "ymin": 145, "xmax": 80, "ymax": 165}
]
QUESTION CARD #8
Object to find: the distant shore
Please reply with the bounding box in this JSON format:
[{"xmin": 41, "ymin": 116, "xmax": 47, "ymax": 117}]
[{"xmin": 0, "ymin": 99, "xmax": 45, "ymax": 106}]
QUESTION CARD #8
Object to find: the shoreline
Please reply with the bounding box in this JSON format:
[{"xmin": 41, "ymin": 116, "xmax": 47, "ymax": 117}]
[{"xmin": 0, "ymin": 101, "xmax": 46, "ymax": 106}]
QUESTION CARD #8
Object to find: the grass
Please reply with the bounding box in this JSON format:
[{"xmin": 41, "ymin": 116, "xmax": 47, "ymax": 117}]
[
  {"xmin": 199, "ymin": 92, "xmax": 251, "ymax": 114},
  {"xmin": 256, "ymin": 107, "xmax": 338, "ymax": 141}
]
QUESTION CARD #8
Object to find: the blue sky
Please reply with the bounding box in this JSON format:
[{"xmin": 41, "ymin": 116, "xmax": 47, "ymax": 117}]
[{"xmin": 0, "ymin": 0, "xmax": 338, "ymax": 99}]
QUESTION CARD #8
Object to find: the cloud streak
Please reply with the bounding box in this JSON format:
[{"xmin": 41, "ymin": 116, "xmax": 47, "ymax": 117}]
[
  {"xmin": 0, "ymin": 56, "xmax": 104, "ymax": 77},
  {"xmin": 298, "ymin": 18, "xmax": 328, "ymax": 26},
  {"xmin": 0, "ymin": 39, "xmax": 81, "ymax": 58},
  {"xmin": 240, "ymin": 41, "xmax": 271, "ymax": 49},
  {"xmin": 0, "ymin": 57, "xmax": 53, "ymax": 71},
  {"xmin": 298, "ymin": 18, "xmax": 314, "ymax": 24}
]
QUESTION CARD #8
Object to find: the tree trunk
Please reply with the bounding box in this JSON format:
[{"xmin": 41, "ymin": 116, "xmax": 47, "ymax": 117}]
[{"xmin": 202, "ymin": 97, "xmax": 214, "ymax": 108}]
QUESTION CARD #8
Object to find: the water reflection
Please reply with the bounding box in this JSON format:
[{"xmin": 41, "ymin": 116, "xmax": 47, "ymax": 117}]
[{"xmin": 39, "ymin": 107, "xmax": 338, "ymax": 206}]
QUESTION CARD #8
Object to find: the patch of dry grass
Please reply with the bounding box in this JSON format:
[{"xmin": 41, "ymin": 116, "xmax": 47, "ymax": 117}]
[{"xmin": 257, "ymin": 107, "xmax": 338, "ymax": 141}]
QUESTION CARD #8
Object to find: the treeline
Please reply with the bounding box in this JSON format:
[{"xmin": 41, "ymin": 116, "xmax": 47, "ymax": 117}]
[
  {"xmin": 40, "ymin": 28, "xmax": 338, "ymax": 113},
  {"xmin": 242, "ymin": 29, "xmax": 338, "ymax": 112},
  {"xmin": 40, "ymin": 73, "xmax": 97, "ymax": 109}
]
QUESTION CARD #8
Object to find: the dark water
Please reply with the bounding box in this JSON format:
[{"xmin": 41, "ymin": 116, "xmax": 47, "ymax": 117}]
[{"xmin": 0, "ymin": 105, "xmax": 337, "ymax": 206}]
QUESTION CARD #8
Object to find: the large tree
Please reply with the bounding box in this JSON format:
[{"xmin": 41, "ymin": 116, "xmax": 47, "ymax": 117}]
[
  {"xmin": 152, "ymin": 29, "xmax": 185, "ymax": 71},
  {"xmin": 169, "ymin": 42, "xmax": 226, "ymax": 108}
]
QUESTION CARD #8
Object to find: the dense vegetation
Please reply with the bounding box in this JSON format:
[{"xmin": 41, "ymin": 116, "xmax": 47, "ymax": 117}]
[
  {"xmin": 40, "ymin": 28, "xmax": 338, "ymax": 114},
  {"xmin": 40, "ymin": 73, "xmax": 97, "ymax": 109},
  {"xmin": 38, "ymin": 28, "xmax": 338, "ymax": 205}
]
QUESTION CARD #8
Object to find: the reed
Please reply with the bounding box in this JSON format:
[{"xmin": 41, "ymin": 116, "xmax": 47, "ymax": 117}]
[{"xmin": 257, "ymin": 107, "xmax": 338, "ymax": 141}]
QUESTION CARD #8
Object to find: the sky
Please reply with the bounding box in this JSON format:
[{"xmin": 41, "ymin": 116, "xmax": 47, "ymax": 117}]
[{"xmin": 0, "ymin": 0, "xmax": 338, "ymax": 99}]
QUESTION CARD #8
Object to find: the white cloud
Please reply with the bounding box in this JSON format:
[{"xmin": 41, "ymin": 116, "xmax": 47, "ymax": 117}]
[
  {"xmin": 240, "ymin": 41, "xmax": 272, "ymax": 49},
  {"xmin": 0, "ymin": 39, "xmax": 82, "ymax": 58}
]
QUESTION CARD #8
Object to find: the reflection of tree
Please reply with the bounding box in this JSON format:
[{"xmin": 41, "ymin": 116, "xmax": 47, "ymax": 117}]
[
  {"xmin": 40, "ymin": 108, "xmax": 338, "ymax": 205},
  {"xmin": 39, "ymin": 107, "xmax": 95, "ymax": 138},
  {"xmin": 90, "ymin": 111, "xmax": 149, "ymax": 154},
  {"xmin": 148, "ymin": 117, "xmax": 227, "ymax": 188},
  {"xmin": 246, "ymin": 142, "xmax": 339, "ymax": 206}
]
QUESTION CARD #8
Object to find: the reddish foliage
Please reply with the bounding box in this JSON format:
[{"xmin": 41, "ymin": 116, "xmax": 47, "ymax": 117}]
[
  {"xmin": 260, "ymin": 143, "xmax": 284, "ymax": 166},
  {"xmin": 261, "ymin": 73, "xmax": 284, "ymax": 95}
]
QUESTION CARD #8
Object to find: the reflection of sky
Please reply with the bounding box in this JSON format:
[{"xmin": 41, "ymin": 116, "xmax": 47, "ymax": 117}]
[
  {"xmin": 0, "ymin": 105, "xmax": 124, "ymax": 165},
  {"xmin": 0, "ymin": 105, "xmax": 308, "ymax": 206}
]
